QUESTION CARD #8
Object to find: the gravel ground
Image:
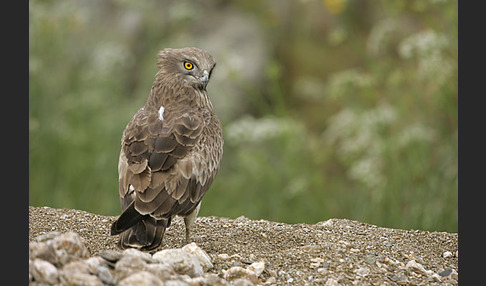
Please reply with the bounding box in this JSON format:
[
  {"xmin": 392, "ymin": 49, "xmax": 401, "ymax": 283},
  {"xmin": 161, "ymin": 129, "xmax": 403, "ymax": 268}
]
[{"xmin": 29, "ymin": 206, "xmax": 458, "ymax": 285}]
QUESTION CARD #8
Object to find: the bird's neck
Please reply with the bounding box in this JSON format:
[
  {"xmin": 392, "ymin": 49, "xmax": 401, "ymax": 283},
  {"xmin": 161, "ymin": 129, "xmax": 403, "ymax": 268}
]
[{"xmin": 145, "ymin": 78, "xmax": 214, "ymax": 113}]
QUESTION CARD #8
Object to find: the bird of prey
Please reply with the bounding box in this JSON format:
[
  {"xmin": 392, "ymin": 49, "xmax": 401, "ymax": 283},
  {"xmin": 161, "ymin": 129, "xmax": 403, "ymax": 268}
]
[{"xmin": 110, "ymin": 47, "xmax": 223, "ymax": 251}]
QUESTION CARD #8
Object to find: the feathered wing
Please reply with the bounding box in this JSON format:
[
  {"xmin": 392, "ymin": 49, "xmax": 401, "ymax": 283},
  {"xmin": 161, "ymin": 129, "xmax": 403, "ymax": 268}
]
[{"xmin": 111, "ymin": 105, "xmax": 219, "ymax": 250}]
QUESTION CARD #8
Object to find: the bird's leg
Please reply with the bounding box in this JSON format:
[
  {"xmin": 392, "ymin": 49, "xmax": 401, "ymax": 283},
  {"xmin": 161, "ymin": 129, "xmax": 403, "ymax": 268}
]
[
  {"xmin": 183, "ymin": 202, "xmax": 201, "ymax": 244},
  {"xmin": 184, "ymin": 222, "xmax": 191, "ymax": 244}
]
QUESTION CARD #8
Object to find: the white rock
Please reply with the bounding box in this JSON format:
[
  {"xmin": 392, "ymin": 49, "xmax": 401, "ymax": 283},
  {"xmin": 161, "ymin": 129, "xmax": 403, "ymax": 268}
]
[
  {"xmin": 232, "ymin": 278, "xmax": 255, "ymax": 286},
  {"xmin": 123, "ymin": 248, "xmax": 154, "ymax": 262},
  {"xmin": 97, "ymin": 265, "xmax": 116, "ymax": 285},
  {"xmin": 84, "ymin": 256, "xmax": 103, "ymax": 272},
  {"xmin": 324, "ymin": 277, "xmax": 340, "ymax": 286},
  {"xmin": 405, "ymin": 260, "xmax": 433, "ymax": 276},
  {"xmin": 264, "ymin": 276, "xmax": 276, "ymax": 284},
  {"xmin": 310, "ymin": 262, "xmax": 320, "ymax": 269},
  {"xmin": 182, "ymin": 242, "xmax": 213, "ymax": 271},
  {"xmin": 247, "ymin": 261, "xmax": 265, "ymax": 277},
  {"xmin": 115, "ymin": 254, "xmax": 147, "ymax": 281},
  {"xmin": 143, "ymin": 263, "xmax": 175, "ymax": 281},
  {"xmin": 118, "ymin": 271, "xmax": 163, "ymax": 286},
  {"xmin": 205, "ymin": 273, "xmax": 229, "ymax": 285},
  {"xmin": 218, "ymin": 253, "xmax": 230, "ymax": 260},
  {"xmin": 356, "ymin": 266, "xmax": 370, "ymax": 277},
  {"xmin": 165, "ymin": 277, "xmax": 193, "ymax": 286},
  {"xmin": 29, "ymin": 241, "xmax": 50, "ymax": 260},
  {"xmin": 431, "ymin": 273, "xmax": 442, "ymax": 282},
  {"xmin": 49, "ymin": 231, "xmax": 89, "ymax": 266},
  {"xmin": 31, "ymin": 258, "xmax": 59, "ymax": 284},
  {"xmin": 450, "ymin": 269, "xmax": 459, "ymax": 280},
  {"xmin": 60, "ymin": 272, "xmax": 104, "ymax": 286},
  {"xmin": 384, "ymin": 256, "xmax": 400, "ymax": 266},
  {"xmin": 62, "ymin": 260, "xmax": 91, "ymax": 275},
  {"xmin": 152, "ymin": 248, "xmax": 204, "ymax": 277},
  {"xmin": 442, "ymin": 251, "xmax": 453, "ymax": 258},
  {"xmin": 224, "ymin": 266, "xmax": 258, "ymax": 284}
]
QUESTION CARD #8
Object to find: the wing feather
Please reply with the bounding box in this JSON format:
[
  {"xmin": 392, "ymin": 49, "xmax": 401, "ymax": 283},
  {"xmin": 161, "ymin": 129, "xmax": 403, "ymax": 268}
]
[{"xmin": 118, "ymin": 107, "xmax": 210, "ymax": 220}]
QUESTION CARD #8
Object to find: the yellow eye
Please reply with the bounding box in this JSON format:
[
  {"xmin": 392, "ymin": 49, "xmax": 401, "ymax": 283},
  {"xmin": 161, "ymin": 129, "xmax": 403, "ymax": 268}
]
[{"xmin": 184, "ymin": 61, "xmax": 194, "ymax": 70}]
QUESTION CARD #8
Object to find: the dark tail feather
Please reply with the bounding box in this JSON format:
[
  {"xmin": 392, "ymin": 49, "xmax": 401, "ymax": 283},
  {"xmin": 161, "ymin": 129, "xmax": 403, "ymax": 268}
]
[
  {"xmin": 116, "ymin": 216, "xmax": 169, "ymax": 250},
  {"xmin": 111, "ymin": 201, "xmax": 143, "ymax": 235},
  {"xmin": 111, "ymin": 201, "xmax": 169, "ymax": 250}
]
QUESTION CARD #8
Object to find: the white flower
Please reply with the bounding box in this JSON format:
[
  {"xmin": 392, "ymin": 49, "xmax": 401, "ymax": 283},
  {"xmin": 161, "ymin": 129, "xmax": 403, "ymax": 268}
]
[
  {"xmin": 398, "ymin": 30, "xmax": 449, "ymax": 60},
  {"xmin": 226, "ymin": 116, "xmax": 302, "ymax": 144}
]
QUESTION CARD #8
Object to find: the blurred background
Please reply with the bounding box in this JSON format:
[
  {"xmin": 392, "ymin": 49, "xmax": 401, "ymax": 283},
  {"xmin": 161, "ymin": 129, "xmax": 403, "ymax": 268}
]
[{"xmin": 29, "ymin": 0, "xmax": 457, "ymax": 232}]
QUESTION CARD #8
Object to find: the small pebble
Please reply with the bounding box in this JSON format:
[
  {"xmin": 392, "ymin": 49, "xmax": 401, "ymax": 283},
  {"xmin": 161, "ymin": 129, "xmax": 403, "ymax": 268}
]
[
  {"xmin": 431, "ymin": 273, "xmax": 442, "ymax": 282},
  {"xmin": 356, "ymin": 266, "xmax": 370, "ymax": 277},
  {"xmin": 247, "ymin": 261, "xmax": 265, "ymax": 277},
  {"xmin": 442, "ymin": 251, "xmax": 453, "ymax": 258},
  {"xmin": 324, "ymin": 277, "xmax": 339, "ymax": 286},
  {"xmin": 406, "ymin": 260, "xmax": 433, "ymax": 276},
  {"xmin": 439, "ymin": 268, "xmax": 452, "ymax": 277}
]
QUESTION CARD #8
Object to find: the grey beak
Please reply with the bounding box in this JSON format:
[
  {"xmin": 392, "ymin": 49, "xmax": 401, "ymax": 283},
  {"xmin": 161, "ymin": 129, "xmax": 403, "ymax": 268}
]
[{"xmin": 199, "ymin": 70, "xmax": 209, "ymax": 90}]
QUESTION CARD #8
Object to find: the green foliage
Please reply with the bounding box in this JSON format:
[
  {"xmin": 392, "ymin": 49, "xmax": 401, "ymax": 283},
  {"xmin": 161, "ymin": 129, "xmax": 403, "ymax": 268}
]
[{"xmin": 29, "ymin": 0, "xmax": 457, "ymax": 232}]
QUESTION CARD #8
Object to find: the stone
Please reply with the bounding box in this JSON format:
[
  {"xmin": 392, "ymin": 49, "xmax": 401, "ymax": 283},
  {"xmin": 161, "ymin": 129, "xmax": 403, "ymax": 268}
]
[
  {"xmin": 324, "ymin": 277, "xmax": 340, "ymax": 286},
  {"xmin": 118, "ymin": 271, "xmax": 163, "ymax": 286},
  {"xmin": 182, "ymin": 242, "xmax": 213, "ymax": 271},
  {"xmin": 152, "ymin": 248, "xmax": 204, "ymax": 277},
  {"xmin": 431, "ymin": 273, "xmax": 442, "ymax": 282},
  {"xmin": 442, "ymin": 251, "xmax": 453, "ymax": 258},
  {"xmin": 62, "ymin": 260, "xmax": 91, "ymax": 275},
  {"xmin": 450, "ymin": 269, "xmax": 459, "ymax": 280},
  {"xmin": 389, "ymin": 273, "xmax": 408, "ymax": 284},
  {"xmin": 48, "ymin": 231, "xmax": 89, "ymax": 266},
  {"xmin": 355, "ymin": 266, "xmax": 370, "ymax": 277},
  {"xmin": 439, "ymin": 268, "xmax": 452, "ymax": 277},
  {"xmin": 218, "ymin": 253, "xmax": 230, "ymax": 260},
  {"xmin": 405, "ymin": 260, "xmax": 433, "ymax": 276},
  {"xmin": 264, "ymin": 276, "xmax": 276, "ymax": 284},
  {"xmin": 30, "ymin": 258, "xmax": 59, "ymax": 284},
  {"xmin": 144, "ymin": 263, "xmax": 175, "ymax": 281},
  {"xmin": 29, "ymin": 241, "xmax": 51, "ymax": 261},
  {"xmin": 224, "ymin": 266, "xmax": 258, "ymax": 284},
  {"xmin": 232, "ymin": 278, "xmax": 255, "ymax": 286},
  {"xmin": 115, "ymin": 254, "xmax": 147, "ymax": 281},
  {"xmin": 99, "ymin": 249, "xmax": 123, "ymax": 264},
  {"xmin": 84, "ymin": 256, "xmax": 103, "ymax": 273},
  {"xmin": 164, "ymin": 278, "xmax": 191, "ymax": 286},
  {"xmin": 123, "ymin": 248, "xmax": 154, "ymax": 263},
  {"xmin": 205, "ymin": 273, "xmax": 230, "ymax": 285},
  {"xmin": 60, "ymin": 272, "xmax": 104, "ymax": 286},
  {"xmin": 247, "ymin": 261, "xmax": 265, "ymax": 277},
  {"xmin": 33, "ymin": 231, "xmax": 61, "ymax": 242},
  {"xmin": 96, "ymin": 265, "xmax": 116, "ymax": 285}
]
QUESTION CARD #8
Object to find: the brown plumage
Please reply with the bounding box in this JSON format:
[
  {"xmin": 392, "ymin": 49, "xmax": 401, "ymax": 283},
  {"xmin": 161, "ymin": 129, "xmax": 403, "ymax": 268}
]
[{"xmin": 110, "ymin": 47, "xmax": 223, "ymax": 251}]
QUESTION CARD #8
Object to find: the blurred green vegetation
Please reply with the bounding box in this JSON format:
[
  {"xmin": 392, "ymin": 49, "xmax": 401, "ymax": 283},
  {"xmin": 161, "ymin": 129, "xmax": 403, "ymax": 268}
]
[{"xmin": 29, "ymin": 0, "xmax": 457, "ymax": 232}]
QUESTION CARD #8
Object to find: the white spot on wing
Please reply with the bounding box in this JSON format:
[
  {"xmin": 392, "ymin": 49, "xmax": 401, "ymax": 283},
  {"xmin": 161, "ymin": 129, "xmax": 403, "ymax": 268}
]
[{"xmin": 158, "ymin": 106, "xmax": 165, "ymax": 121}]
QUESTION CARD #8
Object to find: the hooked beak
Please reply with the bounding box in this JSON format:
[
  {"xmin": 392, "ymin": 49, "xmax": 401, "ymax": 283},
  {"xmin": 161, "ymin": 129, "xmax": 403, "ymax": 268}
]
[{"xmin": 199, "ymin": 70, "xmax": 209, "ymax": 90}]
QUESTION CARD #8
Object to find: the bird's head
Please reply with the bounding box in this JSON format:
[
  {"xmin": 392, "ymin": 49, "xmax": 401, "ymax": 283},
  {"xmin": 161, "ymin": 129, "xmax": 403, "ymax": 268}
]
[{"xmin": 156, "ymin": 47, "xmax": 216, "ymax": 91}]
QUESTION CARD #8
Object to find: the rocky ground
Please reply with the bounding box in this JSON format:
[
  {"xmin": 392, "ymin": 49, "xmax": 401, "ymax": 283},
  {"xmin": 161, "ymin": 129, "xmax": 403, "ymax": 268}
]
[{"xmin": 29, "ymin": 206, "xmax": 458, "ymax": 285}]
